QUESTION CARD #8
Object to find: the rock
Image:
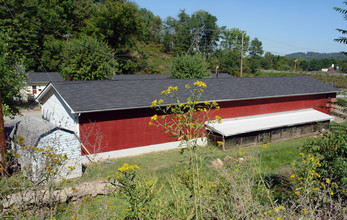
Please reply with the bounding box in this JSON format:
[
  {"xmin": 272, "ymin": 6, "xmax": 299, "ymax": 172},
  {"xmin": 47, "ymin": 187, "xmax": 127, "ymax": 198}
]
[{"xmin": 211, "ymin": 158, "xmax": 224, "ymax": 170}]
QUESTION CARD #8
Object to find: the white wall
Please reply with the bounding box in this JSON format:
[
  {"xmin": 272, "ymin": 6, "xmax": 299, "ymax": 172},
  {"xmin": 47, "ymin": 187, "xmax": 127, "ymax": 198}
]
[
  {"xmin": 41, "ymin": 90, "xmax": 77, "ymax": 132},
  {"xmin": 36, "ymin": 129, "xmax": 82, "ymax": 180}
]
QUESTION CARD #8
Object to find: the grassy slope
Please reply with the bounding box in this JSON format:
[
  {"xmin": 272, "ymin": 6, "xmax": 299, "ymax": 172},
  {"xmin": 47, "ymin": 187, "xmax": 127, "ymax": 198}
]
[{"xmin": 136, "ymin": 42, "xmax": 173, "ymax": 75}]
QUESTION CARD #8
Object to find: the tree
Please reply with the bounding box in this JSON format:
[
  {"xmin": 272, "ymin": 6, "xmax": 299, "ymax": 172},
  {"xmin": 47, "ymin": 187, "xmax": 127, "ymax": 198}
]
[
  {"xmin": 139, "ymin": 8, "xmax": 162, "ymax": 44},
  {"xmin": 334, "ymin": 1, "xmax": 347, "ymax": 55},
  {"xmin": 248, "ymin": 38, "xmax": 264, "ymax": 73},
  {"xmin": 190, "ymin": 10, "xmax": 220, "ymax": 56},
  {"xmin": 60, "ymin": 36, "xmax": 119, "ymax": 80},
  {"xmin": 83, "ymin": 0, "xmax": 144, "ymax": 51},
  {"xmin": 220, "ymin": 28, "xmax": 250, "ymax": 51},
  {"xmin": 173, "ymin": 10, "xmax": 193, "ymax": 54},
  {"xmin": 170, "ymin": 54, "xmax": 210, "ymax": 79},
  {"xmin": 0, "ymin": 32, "xmax": 27, "ymax": 117}
]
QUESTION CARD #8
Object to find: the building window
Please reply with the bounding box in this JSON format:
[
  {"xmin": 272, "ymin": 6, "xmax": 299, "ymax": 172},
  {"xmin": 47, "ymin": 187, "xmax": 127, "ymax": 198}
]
[{"xmin": 32, "ymin": 85, "xmax": 37, "ymax": 94}]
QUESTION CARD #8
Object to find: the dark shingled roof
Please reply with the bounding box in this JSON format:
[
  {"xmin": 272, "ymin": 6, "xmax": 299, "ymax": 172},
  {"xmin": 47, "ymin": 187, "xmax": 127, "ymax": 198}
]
[
  {"xmin": 41, "ymin": 75, "xmax": 339, "ymax": 114},
  {"xmin": 27, "ymin": 72, "xmax": 65, "ymax": 83},
  {"xmin": 13, "ymin": 116, "xmax": 56, "ymax": 146}
]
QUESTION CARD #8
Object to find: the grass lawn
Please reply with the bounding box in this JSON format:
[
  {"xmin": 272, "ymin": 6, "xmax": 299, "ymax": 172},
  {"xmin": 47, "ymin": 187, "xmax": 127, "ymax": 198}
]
[
  {"xmin": 55, "ymin": 137, "xmax": 310, "ymax": 218},
  {"xmin": 79, "ymin": 137, "xmax": 309, "ymax": 183}
]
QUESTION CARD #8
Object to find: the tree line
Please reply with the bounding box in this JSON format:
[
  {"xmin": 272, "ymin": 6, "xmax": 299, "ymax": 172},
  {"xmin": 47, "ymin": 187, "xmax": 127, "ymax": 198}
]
[{"xmin": 1, "ymin": 0, "xmax": 346, "ymax": 82}]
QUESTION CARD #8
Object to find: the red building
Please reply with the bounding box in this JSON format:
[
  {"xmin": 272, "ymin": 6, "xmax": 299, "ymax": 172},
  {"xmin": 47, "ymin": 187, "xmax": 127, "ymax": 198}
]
[{"xmin": 37, "ymin": 75, "xmax": 339, "ymax": 162}]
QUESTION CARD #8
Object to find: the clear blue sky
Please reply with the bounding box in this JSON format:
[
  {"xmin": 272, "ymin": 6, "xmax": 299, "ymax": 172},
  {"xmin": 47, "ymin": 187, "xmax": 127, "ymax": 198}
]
[{"xmin": 133, "ymin": 0, "xmax": 347, "ymax": 56}]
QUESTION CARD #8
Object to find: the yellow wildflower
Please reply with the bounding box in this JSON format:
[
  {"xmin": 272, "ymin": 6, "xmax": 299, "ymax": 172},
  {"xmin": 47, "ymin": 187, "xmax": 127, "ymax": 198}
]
[
  {"xmin": 326, "ymin": 178, "xmax": 331, "ymax": 184},
  {"xmin": 193, "ymin": 80, "xmax": 207, "ymax": 88},
  {"xmin": 217, "ymin": 141, "xmax": 224, "ymax": 146},
  {"xmin": 151, "ymin": 114, "xmax": 158, "ymax": 121},
  {"xmin": 151, "ymin": 99, "xmax": 157, "ymax": 107},
  {"xmin": 215, "ymin": 116, "xmax": 222, "ymax": 123}
]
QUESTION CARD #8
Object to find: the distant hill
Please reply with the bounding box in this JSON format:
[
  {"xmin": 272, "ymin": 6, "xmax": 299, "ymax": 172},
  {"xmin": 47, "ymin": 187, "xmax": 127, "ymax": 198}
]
[{"xmin": 285, "ymin": 52, "xmax": 346, "ymax": 60}]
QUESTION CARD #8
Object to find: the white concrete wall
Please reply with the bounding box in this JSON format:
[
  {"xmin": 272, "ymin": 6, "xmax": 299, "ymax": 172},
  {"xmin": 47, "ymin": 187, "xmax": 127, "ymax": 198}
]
[
  {"xmin": 41, "ymin": 90, "xmax": 77, "ymax": 132},
  {"xmin": 36, "ymin": 129, "xmax": 82, "ymax": 180},
  {"xmin": 82, "ymin": 138, "xmax": 207, "ymax": 164}
]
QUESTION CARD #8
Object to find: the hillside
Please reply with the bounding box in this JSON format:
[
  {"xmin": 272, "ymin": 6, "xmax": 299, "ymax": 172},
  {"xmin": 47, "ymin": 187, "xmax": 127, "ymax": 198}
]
[{"xmin": 285, "ymin": 52, "xmax": 346, "ymax": 60}]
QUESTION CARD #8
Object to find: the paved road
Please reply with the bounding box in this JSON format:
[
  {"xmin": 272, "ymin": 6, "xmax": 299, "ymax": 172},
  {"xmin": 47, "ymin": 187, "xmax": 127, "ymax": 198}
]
[{"xmin": 4, "ymin": 110, "xmax": 42, "ymax": 125}]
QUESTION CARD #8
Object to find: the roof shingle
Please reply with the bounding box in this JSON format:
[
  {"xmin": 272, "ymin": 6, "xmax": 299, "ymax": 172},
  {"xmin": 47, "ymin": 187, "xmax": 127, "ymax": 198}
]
[{"xmin": 42, "ymin": 75, "xmax": 339, "ymax": 113}]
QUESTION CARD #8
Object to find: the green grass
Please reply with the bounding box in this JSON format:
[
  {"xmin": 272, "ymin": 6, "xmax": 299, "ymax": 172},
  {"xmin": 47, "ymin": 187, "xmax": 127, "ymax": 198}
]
[
  {"xmin": 79, "ymin": 137, "xmax": 309, "ymax": 184},
  {"xmin": 136, "ymin": 42, "xmax": 173, "ymax": 74}
]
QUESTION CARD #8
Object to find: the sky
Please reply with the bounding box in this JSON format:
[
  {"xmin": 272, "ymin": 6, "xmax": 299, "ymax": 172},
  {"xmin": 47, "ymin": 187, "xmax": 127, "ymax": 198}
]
[{"xmin": 133, "ymin": 0, "xmax": 347, "ymax": 56}]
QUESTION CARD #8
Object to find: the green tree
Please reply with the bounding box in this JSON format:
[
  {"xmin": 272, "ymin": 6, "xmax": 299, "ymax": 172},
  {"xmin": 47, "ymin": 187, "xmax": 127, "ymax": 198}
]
[
  {"xmin": 220, "ymin": 28, "xmax": 250, "ymax": 51},
  {"xmin": 190, "ymin": 10, "xmax": 221, "ymax": 57},
  {"xmin": 334, "ymin": 1, "xmax": 347, "ymax": 55},
  {"xmin": 84, "ymin": 0, "xmax": 144, "ymax": 50},
  {"xmin": 170, "ymin": 54, "xmax": 210, "ymax": 79},
  {"xmin": 0, "ymin": 32, "xmax": 27, "ymax": 117},
  {"xmin": 173, "ymin": 10, "xmax": 193, "ymax": 54},
  {"xmin": 60, "ymin": 36, "xmax": 119, "ymax": 80},
  {"xmin": 139, "ymin": 8, "xmax": 162, "ymax": 44},
  {"xmin": 0, "ymin": 0, "xmax": 94, "ymax": 72},
  {"xmin": 249, "ymin": 38, "xmax": 264, "ymax": 73}
]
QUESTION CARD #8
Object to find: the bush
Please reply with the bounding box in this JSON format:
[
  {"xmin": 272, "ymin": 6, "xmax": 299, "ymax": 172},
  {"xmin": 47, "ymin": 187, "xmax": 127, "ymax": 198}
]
[{"xmin": 170, "ymin": 54, "xmax": 210, "ymax": 79}]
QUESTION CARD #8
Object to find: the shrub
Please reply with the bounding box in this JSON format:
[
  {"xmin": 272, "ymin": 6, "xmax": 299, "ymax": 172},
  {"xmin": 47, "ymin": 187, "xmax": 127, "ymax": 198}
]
[{"xmin": 170, "ymin": 54, "xmax": 210, "ymax": 79}]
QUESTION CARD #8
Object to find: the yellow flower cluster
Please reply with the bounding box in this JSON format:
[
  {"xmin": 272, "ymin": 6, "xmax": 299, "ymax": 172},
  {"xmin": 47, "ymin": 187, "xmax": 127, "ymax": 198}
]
[
  {"xmin": 217, "ymin": 141, "xmax": 224, "ymax": 146},
  {"xmin": 193, "ymin": 81, "xmax": 207, "ymax": 88},
  {"xmin": 117, "ymin": 163, "xmax": 140, "ymax": 172},
  {"xmin": 161, "ymin": 86, "xmax": 178, "ymax": 95},
  {"xmin": 215, "ymin": 116, "xmax": 222, "ymax": 123}
]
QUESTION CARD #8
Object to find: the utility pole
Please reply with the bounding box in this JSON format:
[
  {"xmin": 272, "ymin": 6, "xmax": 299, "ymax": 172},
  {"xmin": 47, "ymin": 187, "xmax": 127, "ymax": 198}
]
[
  {"xmin": 63, "ymin": 34, "xmax": 72, "ymax": 58},
  {"xmin": 195, "ymin": 29, "xmax": 199, "ymax": 55},
  {"xmin": 294, "ymin": 59, "xmax": 298, "ymax": 72},
  {"xmin": 0, "ymin": 93, "xmax": 7, "ymax": 177},
  {"xmin": 240, "ymin": 31, "xmax": 245, "ymax": 77}
]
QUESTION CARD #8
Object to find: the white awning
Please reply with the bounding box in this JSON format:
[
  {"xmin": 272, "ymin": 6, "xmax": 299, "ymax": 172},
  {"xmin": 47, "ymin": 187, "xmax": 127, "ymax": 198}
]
[{"xmin": 205, "ymin": 109, "xmax": 334, "ymax": 137}]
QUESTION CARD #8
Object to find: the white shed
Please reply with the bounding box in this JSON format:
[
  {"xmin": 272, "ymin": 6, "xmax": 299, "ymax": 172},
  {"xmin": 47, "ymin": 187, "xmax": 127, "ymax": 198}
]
[{"xmin": 11, "ymin": 116, "xmax": 82, "ymax": 182}]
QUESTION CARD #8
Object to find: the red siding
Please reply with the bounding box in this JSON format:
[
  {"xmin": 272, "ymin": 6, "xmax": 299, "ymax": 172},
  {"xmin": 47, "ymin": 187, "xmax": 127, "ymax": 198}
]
[{"xmin": 79, "ymin": 93, "xmax": 335, "ymax": 154}]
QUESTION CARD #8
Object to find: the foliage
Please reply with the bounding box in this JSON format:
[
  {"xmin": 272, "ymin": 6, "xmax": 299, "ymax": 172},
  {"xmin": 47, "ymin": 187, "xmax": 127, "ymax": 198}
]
[
  {"xmin": 139, "ymin": 8, "xmax": 162, "ymax": 44},
  {"xmin": 0, "ymin": 32, "xmax": 27, "ymax": 117},
  {"xmin": 220, "ymin": 28, "xmax": 250, "ymax": 51},
  {"xmin": 325, "ymin": 96, "xmax": 347, "ymax": 120},
  {"xmin": 290, "ymin": 152, "xmax": 346, "ymax": 219},
  {"xmin": 334, "ymin": 1, "xmax": 347, "ymax": 55},
  {"xmin": 1, "ymin": 135, "xmax": 73, "ymax": 218},
  {"xmin": 83, "ymin": 0, "xmax": 143, "ymax": 50},
  {"xmin": 110, "ymin": 163, "xmax": 155, "ymax": 219},
  {"xmin": 301, "ymin": 130, "xmax": 347, "ymax": 188},
  {"xmin": 60, "ymin": 35, "xmax": 119, "ymax": 80},
  {"xmin": 249, "ymin": 38, "xmax": 264, "ymax": 73},
  {"xmin": 170, "ymin": 54, "xmax": 210, "ymax": 78},
  {"xmin": 150, "ymin": 81, "xmax": 220, "ymax": 218}
]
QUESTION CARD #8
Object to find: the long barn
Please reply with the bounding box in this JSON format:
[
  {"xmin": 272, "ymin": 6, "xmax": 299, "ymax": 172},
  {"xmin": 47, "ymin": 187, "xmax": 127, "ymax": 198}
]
[{"xmin": 36, "ymin": 75, "xmax": 338, "ymax": 163}]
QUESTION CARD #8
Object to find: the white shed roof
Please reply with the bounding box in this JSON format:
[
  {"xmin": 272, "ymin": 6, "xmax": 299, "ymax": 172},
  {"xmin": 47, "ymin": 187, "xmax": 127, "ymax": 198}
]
[{"xmin": 205, "ymin": 109, "xmax": 334, "ymax": 137}]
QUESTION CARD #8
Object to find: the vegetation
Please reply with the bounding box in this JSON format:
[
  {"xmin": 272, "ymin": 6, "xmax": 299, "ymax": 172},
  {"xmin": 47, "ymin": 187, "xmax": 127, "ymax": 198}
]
[
  {"xmin": 0, "ymin": 31, "xmax": 27, "ymax": 117},
  {"xmin": 60, "ymin": 36, "xmax": 118, "ymax": 80},
  {"xmin": 1, "ymin": 0, "xmax": 346, "ymax": 80},
  {"xmin": 248, "ymin": 71, "xmax": 347, "ymax": 89},
  {"xmin": 170, "ymin": 54, "xmax": 210, "ymax": 78}
]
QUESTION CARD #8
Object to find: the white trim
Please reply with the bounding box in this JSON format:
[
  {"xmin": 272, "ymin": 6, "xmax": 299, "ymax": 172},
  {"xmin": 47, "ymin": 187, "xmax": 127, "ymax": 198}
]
[
  {"xmin": 81, "ymin": 138, "xmax": 207, "ymax": 164},
  {"xmin": 36, "ymin": 83, "xmax": 76, "ymax": 114}
]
